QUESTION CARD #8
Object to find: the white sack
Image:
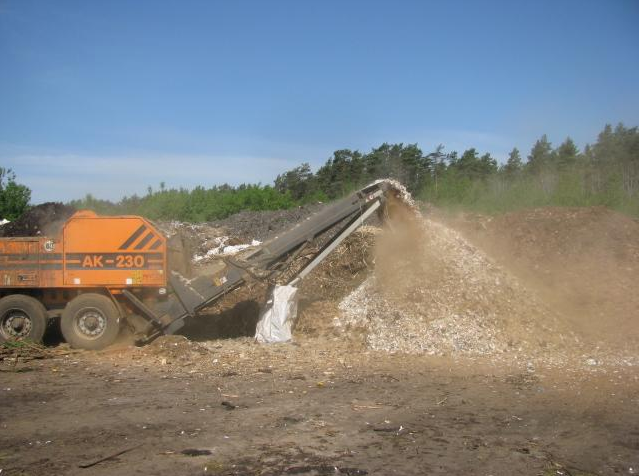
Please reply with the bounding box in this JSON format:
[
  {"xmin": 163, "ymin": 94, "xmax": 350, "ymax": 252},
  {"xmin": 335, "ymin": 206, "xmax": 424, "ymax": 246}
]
[{"xmin": 255, "ymin": 285, "xmax": 299, "ymax": 343}]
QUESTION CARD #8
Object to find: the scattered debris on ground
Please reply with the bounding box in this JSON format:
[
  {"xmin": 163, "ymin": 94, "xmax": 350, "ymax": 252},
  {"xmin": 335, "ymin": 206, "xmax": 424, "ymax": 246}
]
[
  {"xmin": 2, "ymin": 332, "xmax": 636, "ymax": 475},
  {"xmin": 142, "ymin": 335, "xmax": 210, "ymax": 364},
  {"xmin": 0, "ymin": 341, "xmax": 78, "ymax": 372},
  {"xmin": 1, "ymin": 341, "xmax": 56, "ymax": 362}
]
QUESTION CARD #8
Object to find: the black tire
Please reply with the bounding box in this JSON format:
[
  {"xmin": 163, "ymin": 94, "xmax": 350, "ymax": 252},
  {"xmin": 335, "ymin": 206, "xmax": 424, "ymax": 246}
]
[
  {"xmin": 61, "ymin": 293, "xmax": 121, "ymax": 350},
  {"xmin": 0, "ymin": 294, "xmax": 48, "ymax": 344}
]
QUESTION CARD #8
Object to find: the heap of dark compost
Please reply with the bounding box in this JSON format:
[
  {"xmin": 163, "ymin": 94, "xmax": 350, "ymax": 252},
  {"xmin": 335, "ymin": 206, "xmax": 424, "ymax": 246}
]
[{"xmin": 0, "ymin": 203, "xmax": 76, "ymax": 237}]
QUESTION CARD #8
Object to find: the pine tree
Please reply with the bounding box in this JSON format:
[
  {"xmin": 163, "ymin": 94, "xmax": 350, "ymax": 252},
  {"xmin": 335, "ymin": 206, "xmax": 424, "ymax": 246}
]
[
  {"xmin": 455, "ymin": 148, "xmax": 479, "ymax": 178},
  {"xmin": 526, "ymin": 134, "xmax": 554, "ymax": 174},
  {"xmin": 503, "ymin": 147, "xmax": 523, "ymax": 177},
  {"xmin": 274, "ymin": 163, "xmax": 314, "ymax": 200},
  {"xmin": 555, "ymin": 137, "xmax": 579, "ymax": 170},
  {"xmin": 479, "ymin": 153, "xmax": 498, "ymax": 177}
]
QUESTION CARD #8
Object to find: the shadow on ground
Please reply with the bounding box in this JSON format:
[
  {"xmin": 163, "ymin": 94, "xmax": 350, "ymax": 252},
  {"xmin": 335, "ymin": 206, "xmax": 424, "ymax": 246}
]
[{"xmin": 177, "ymin": 300, "xmax": 261, "ymax": 341}]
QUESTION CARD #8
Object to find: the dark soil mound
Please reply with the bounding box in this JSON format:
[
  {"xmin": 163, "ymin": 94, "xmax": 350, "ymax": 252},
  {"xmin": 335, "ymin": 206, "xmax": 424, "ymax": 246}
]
[
  {"xmin": 0, "ymin": 203, "xmax": 76, "ymax": 237},
  {"xmin": 212, "ymin": 203, "xmax": 326, "ymax": 242}
]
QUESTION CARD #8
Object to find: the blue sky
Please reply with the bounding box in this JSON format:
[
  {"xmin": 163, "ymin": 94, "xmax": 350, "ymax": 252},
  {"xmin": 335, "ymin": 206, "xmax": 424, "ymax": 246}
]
[{"xmin": 1, "ymin": 0, "xmax": 638, "ymax": 203}]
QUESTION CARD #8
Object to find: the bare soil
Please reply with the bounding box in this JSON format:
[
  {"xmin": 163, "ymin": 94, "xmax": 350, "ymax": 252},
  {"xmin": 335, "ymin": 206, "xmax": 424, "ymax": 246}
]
[{"xmin": 1, "ymin": 338, "xmax": 637, "ymax": 476}]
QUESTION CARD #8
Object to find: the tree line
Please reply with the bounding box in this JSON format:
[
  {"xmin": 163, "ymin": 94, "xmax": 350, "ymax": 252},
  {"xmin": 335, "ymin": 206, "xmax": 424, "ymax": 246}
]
[
  {"xmin": 275, "ymin": 123, "xmax": 639, "ymax": 217},
  {"xmin": 69, "ymin": 183, "xmax": 295, "ymax": 222},
  {"xmin": 2, "ymin": 122, "xmax": 638, "ymax": 222}
]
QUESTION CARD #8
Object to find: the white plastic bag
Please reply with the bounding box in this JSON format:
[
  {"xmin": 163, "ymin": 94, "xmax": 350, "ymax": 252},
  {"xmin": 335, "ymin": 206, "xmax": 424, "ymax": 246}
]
[{"xmin": 255, "ymin": 285, "xmax": 299, "ymax": 343}]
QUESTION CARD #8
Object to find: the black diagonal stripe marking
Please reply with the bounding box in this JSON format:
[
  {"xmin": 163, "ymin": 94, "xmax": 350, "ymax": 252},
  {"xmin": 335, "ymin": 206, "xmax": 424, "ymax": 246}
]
[
  {"xmin": 119, "ymin": 224, "xmax": 147, "ymax": 250},
  {"xmin": 134, "ymin": 231, "xmax": 155, "ymax": 250},
  {"xmin": 149, "ymin": 239, "xmax": 162, "ymax": 250}
]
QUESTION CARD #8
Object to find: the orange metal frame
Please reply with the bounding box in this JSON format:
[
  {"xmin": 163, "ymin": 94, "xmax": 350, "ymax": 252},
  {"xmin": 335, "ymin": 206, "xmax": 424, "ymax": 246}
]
[{"xmin": 0, "ymin": 211, "xmax": 167, "ymax": 292}]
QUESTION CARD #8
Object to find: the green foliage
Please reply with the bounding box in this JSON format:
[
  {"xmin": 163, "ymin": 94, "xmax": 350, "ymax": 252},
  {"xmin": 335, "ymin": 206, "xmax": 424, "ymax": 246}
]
[
  {"xmin": 555, "ymin": 137, "xmax": 579, "ymax": 170},
  {"xmin": 449, "ymin": 148, "xmax": 498, "ymax": 180},
  {"xmin": 503, "ymin": 147, "xmax": 523, "ymax": 177},
  {"xmin": 275, "ymin": 163, "xmax": 316, "ymax": 200},
  {"xmin": 526, "ymin": 134, "xmax": 554, "ymax": 174},
  {"xmin": 67, "ymin": 123, "xmax": 639, "ymax": 222},
  {"xmin": 70, "ymin": 184, "xmax": 296, "ymax": 222},
  {"xmin": 315, "ymin": 149, "xmax": 367, "ymax": 199},
  {"xmin": 0, "ymin": 168, "xmax": 31, "ymax": 221},
  {"xmin": 419, "ymin": 124, "xmax": 639, "ymax": 217},
  {"xmin": 280, "ymin": 143, "xmax": 434, "ymax": 201}
]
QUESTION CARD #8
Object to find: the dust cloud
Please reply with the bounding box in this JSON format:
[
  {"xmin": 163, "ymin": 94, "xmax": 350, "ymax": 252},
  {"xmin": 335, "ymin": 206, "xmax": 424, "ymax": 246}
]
[
  {"xmin": 337, "ymin": 199, "xmax": 638, "ymax": 365},
  {"xmin": 440, "ymin": 207, "xmax": 639, "ymax": 350}
]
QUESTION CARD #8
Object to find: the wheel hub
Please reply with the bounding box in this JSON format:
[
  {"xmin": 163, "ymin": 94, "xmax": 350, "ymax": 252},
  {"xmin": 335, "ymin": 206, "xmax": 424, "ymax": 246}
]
[
  {"xmin": 1, "ymin": 310, "xmax": 32, "ymax": 339},
  {"xmin": 76, "ymin": 309, "xmax": 106, "ymax": 338}
]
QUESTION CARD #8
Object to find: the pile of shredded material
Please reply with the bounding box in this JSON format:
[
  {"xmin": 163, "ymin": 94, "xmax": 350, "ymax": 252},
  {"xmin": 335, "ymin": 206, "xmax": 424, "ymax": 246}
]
[
  {"xmin": 153, "ymin": 179, "xmax": 635, "ymax": 364},
  {"xmin": 336, "ymin": 193, "xmax": 575, "ymax": 358}
]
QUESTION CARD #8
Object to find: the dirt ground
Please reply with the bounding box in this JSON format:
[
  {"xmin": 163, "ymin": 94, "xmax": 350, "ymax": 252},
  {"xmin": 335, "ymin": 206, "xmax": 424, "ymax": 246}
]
[
  {"xmin": 1, "ymin": 337, "xmax": 637, "ymax": 476},
  {"xmin": 1, "ymin": 204, "xmax": 638, "ymax": 475}
]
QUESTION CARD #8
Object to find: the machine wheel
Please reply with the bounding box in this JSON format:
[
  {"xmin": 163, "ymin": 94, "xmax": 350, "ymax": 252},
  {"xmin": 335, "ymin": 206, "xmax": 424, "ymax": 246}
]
[
  {"xmin": 0, "ymin": 294, "xmax": 48, "ymax": 344},
  {"xmin": 61, "ymin": 293, "xmax": 121, "ymax": 350}
]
